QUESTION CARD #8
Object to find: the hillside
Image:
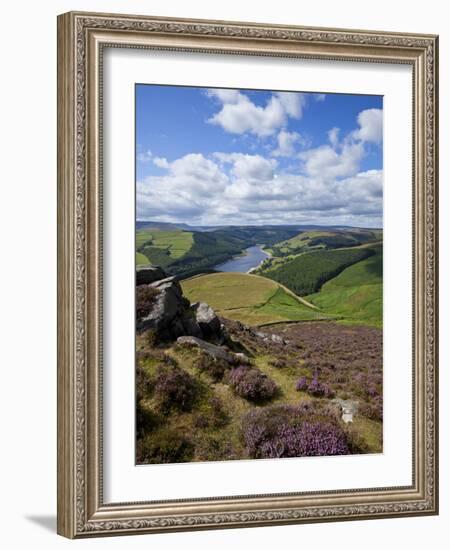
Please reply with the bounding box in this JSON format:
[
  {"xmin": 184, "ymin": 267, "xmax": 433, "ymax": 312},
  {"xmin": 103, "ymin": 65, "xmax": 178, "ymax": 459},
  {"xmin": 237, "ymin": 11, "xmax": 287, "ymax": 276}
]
[
  {"xmin": 258, "ymin": 247, "xmax": 374, "ymax": 296},
  {"xmin": 211, "ymin": 226, "xmax": 299, "ymax": 247},
  {"xmin": 136, "ymin": 228, "xmax": 243, "ymax": 274},
  {"xmin": 136, "ymin": 266, "xmax": 383, "ymax": 464},
  {"xmin": 306, "ymin": 245, "xmax": 383, "ymax": 327},
  {"xmin": 136, "ymin": 223, "xmax": 383, "ymax": 327},
  {"xmin": 136, "ymin": 220, "xmax": 192, "ymax": 231},
  {"xmin": 268, "ymin": 228, "xmax": 381, "ymax": 257},
  {"xmin": 136, "ymin": 225, "xmax": 301, "ymax": 278},
  {"xmin": 182, "ymin": 272, "xmax": 331, "ymax": 326},
  {"xmin": 136, "ymin": 229, "xmax": 194, "ymax": 266}
]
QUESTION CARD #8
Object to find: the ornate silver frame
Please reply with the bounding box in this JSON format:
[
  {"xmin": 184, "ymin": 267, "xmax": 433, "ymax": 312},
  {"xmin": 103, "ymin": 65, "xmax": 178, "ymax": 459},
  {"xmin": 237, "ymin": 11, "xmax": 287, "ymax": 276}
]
[{"xmin": 57, "ymin": 11, "xmax": 439, "ymax": 538}]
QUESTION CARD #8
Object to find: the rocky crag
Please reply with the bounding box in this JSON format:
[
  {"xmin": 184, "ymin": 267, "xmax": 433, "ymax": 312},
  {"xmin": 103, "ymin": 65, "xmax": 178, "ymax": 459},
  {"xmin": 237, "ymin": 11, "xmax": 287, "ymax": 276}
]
[{"xmin": 136, "ymin": 265, "xmax": 227, "ymax": 345}]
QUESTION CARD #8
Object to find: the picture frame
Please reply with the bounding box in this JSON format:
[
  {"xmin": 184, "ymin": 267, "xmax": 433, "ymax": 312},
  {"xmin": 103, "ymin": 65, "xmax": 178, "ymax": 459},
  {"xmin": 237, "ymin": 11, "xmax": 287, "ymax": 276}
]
[{"xmin": 57, "ymin": 11, "xmax": 439, "ymax": 538}]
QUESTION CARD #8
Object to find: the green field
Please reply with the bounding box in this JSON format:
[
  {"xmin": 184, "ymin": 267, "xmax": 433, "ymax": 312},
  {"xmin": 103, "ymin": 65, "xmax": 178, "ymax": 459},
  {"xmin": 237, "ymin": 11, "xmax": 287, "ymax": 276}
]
[
  {"xmin": 306, "ymin": 245, "xmax": 382, "ymax": 327},
  {"xmin": 269, "ymin": 228, "xmax": 381, "ymax": 257},
  {"xmin": 136, "ymin": 229, "xmax": 194, "ymax": 264},
  {"xmin": 268, "ymin": 230, "xmax": 341, "ymax": 256},
  {"xmin": 135, "ymin": 226, "xmax": 300, "ymax": 274},
  {"xmin": 136, "ymin": 229, "xmax": 249, "ymax": 278},
  {"xmin": 181, "ymin": 272, "xmax": 331, "ymax": 326},
  {"xmin": 136, "ymin": 224, "xmax": 383, "ymax": 327},
  {"xmin": 136, "ymin": 252, "xmax": 150, "ymax": 266}
]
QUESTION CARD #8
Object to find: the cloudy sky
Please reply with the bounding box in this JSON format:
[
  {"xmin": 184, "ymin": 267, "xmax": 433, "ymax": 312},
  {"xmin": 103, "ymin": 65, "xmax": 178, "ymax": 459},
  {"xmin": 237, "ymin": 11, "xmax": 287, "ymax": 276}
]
[{"xmin": 136, "ymin": 85, "xmax": 383, "ymax": 227}]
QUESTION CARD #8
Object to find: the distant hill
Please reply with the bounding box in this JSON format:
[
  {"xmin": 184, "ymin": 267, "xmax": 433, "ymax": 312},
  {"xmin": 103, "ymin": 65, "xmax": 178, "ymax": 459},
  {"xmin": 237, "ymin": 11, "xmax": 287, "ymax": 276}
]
[
  {"xmin": 136, "ymin": 220, "xmax": 192, "ymax": 231},
  {"xmin": 136, "ymin": 222, "xmax": 382, "ymax": 282},
  {"xmin": 136, "ymin": 224, "xmax": 304, "ymax": 278},
  {"xmin": 137, "ymin": 220, "xmax": 382, "ymax": 233},
  {"xmin": 267, "ymin": 228, "xmax": 382, "ymax": 257}
]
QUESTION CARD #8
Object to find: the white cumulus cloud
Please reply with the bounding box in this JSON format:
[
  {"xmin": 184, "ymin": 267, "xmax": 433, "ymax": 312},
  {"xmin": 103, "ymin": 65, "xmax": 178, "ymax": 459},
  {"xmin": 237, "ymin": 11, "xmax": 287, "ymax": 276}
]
[
  {"xmin": 214, "ymin": 152, "xmax": 276, "ymax": 181},
  {"xmin": 137, "ymin": 106, "xmax": 383, "ymax": 227},
  {"xmin": 272, "ymin": 130, "xmax": 302, "ymax": 157},
  {"xmin": 153, "ymin": 156, "xmax": 169, "ymax": 169},
  {"xmin": 276, "ymin": 91, "xmax": 306, "ymax": 118},
  {"xmin": 207, "ymin": 90, "xmax": 306, "ymax": 137},
  {"xmin": 300, "ymin": 142, "xmax": 365, "ymax": 180},
  {"xmin": 353, "ymin": 108, "xmax": 383, "ymax": 143},
  {"xmin": 206, "ymin": 88, "xmax": 241, "ymax": 104},
  {"xmin": 137, "ymin": 150, "xmax": 382, "ymax": 227},
  {"xmin": 328, "ymin": 127, "xmax": 340, "ymax": 148}
]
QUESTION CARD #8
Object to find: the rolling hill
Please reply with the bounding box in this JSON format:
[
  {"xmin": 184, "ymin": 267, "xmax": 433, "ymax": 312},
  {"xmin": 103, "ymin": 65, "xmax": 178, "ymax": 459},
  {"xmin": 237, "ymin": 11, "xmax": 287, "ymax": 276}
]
[
  {"xmin": 268, "ymin": 228, "xmax": 381, "ymax": 257},
  {"xmin": 136, "ymin": 225, "xmax": 301, "ymax": 278},
  {"xmin": 136, "ymin": 223, "xmax": 383, "ymax": 327},
  {"xmin": 306, "ymin": 245, "xmax": 382, "ymax": 327},
  {"xmin": 135, "ymin": 226, "xmax": 384, "ymax": 465},
  {"xmin": 181, "ymin": 272, "xmax": 332, "ymax": 326},
  {"xmin": 258, "ymin": 247, "xmax": 374, "ymax": 296}
]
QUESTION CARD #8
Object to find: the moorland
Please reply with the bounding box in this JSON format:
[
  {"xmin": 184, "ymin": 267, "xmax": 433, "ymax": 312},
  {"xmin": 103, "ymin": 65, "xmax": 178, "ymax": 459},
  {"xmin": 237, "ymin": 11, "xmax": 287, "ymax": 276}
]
[{"xmin": 135, "ymin": 222, "xmax": 383, "ymax": 464}]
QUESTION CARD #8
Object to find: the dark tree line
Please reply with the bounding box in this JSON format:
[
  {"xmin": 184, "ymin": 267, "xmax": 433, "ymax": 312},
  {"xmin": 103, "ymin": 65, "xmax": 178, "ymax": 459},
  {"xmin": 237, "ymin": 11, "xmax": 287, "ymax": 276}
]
[{"xmin": 262, "ymin": 248, "xmax": 374, "ymax": 296}]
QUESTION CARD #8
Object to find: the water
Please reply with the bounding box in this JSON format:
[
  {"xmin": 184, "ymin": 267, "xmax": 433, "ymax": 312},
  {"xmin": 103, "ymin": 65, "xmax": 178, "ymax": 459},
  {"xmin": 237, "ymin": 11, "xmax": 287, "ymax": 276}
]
[{"xmin": 214, "ymin": 246, "xmax": 270, "ymax": 273}]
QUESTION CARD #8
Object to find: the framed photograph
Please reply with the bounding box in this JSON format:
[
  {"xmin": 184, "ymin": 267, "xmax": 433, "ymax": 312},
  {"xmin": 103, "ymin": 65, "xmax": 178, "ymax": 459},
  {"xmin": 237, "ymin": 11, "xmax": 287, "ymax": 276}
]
[{"xmin": 57, "ymin": 11, "xmax": 439, "ymax": 538}]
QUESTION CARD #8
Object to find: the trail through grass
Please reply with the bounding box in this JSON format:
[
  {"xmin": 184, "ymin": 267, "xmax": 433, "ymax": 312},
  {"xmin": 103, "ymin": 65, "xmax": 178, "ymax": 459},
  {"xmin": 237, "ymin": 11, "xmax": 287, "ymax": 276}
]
[{"xmin": 182, "ymin": 272, "xmax": 332, "ymax": 326}]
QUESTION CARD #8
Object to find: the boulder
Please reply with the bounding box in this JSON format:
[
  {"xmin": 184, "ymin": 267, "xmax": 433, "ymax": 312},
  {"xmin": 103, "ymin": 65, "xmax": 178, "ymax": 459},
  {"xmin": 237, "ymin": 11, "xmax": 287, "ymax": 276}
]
[
  {"xmin": 218, "ymin": 322, "xmax": 231, "ymax": 346},
  {"xmin": 150, "ymin": 276, "xmax": 182, "ymax": 297},
  {"xmin": 181, "ymin": 314, "xmax": 203, "ymax": 339},
  {"xmin": 270, "ymin": 334, "xmax": 284, "ymax": 345},
  {"xmin": 333, "ymin": 398, "xmax": 359, "ymax": 424},
  {"xmin": 137, "ymin": 276, "xmax": 206, "ymax": 340},
  {"xmin": 191, "ymin": 302, "xmax": 221, "ymax": 339},
  {"xmin": 253, "ymin": 332, "xmax": 285, "ymax": 345},
  {"xmin": 137, "ymin": 279, "xmax": 183, "ymax": 334},
  {"xmin": 136, "ymin": 265, "xmax": 166, "ymax": 285},
  {"xmin": 176, "ymin": 336, "xmax": 237, "ymax": 365},
  {"xmin": 136, "ymin": 270, "xmax": 226, "ymax": 343}
]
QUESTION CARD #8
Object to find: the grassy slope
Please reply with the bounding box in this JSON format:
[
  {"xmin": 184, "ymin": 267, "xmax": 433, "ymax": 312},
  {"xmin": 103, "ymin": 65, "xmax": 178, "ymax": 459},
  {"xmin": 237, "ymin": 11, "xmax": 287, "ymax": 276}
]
[
  {"xmin": 182, "ymin": 272, "xmax": 332, "ymax": 326},
  {"xmin": 136, "ymin": 227, "xmax": 383, "ymax": 327},
  {"xmin": 136, "ymin": 229, "xmax": 252, "ymax": 278},
  {"xmin": 259, "ymin": 247, "xmax": 373, "ymax": 296},
  {"xmin": 136, "ymin": 229, "xmax": 194, "ymax": 261},
  {"xmin": 269, "ymin": 230, "xmax": 338, "ymax": 255},
  {"xmin": 136, "ymin": 252, "xmax": 150, "ymax": 266},
  {"xmin": 269, "ymin": 228, "xmax": 381, "ymax": 256},
  {"xmin": 306, "ymin": 246, "xmax": 382, "ymax": 327}
]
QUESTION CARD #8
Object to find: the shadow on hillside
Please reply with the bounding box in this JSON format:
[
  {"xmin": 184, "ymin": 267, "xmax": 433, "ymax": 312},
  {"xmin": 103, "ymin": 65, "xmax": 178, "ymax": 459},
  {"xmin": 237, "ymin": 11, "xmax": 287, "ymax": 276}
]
[{"xmin": 364, "ymin": 250, "xmax": 383, "ymax": 278}]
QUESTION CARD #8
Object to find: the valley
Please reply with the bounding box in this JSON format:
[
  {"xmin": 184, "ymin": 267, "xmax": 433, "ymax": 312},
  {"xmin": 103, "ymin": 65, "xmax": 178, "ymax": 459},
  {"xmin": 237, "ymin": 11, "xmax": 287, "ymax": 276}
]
[
  {"xmin": 136, "ymin": 222, "xmax": 382, "ymax": 327},
  {"xmin": 135, "ymin": 222, "xmax": 383, "ymax": 464}
]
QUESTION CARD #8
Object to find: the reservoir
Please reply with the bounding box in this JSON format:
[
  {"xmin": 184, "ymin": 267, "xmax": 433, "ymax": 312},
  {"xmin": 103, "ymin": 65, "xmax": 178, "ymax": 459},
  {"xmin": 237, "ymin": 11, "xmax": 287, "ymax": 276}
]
[{"xmin": 214, "ymin": 245, "xmax": 270, "ymax": 273}]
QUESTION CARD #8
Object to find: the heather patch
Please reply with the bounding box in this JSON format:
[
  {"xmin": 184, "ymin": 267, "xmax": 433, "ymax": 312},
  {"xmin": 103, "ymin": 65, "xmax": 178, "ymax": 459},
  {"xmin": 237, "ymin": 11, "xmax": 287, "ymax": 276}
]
[
  {"xmin": 153, "ymin": 364, "xmax": 199, "ymax": 413},
  {"xmin": 242, "ymin": 403, "xmax": 349, "ymax": 458},
  {"xmin": 227, "ymin": 366, "xmax": 278, "ymax": 402},
  {"xmin": 136, "ymin": 321, "xmax": 382, "ymax": 463}
]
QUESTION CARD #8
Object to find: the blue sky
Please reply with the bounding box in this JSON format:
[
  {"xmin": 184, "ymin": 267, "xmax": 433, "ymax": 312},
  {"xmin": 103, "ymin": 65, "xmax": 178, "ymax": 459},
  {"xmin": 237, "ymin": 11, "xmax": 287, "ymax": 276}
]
[{"xmin": 136, "ymin": 85, "xmax": 383, "ymax": 227}]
